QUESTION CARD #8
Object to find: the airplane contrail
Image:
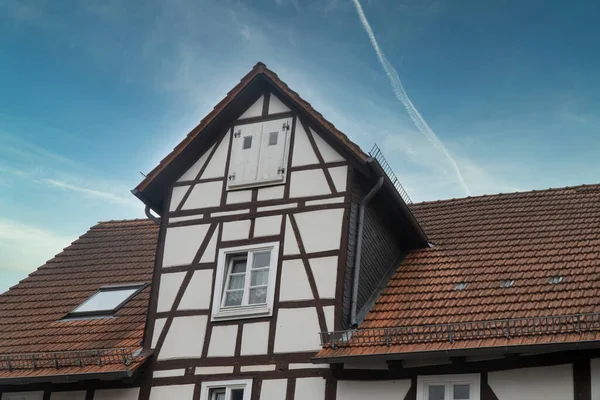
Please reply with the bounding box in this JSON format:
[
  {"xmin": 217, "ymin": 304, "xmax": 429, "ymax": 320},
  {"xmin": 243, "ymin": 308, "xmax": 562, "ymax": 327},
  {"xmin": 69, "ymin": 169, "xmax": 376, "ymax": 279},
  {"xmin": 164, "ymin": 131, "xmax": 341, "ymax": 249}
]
[{"xmin": 351, "ymin": 0, "xmax": 472, "ymax": 196}]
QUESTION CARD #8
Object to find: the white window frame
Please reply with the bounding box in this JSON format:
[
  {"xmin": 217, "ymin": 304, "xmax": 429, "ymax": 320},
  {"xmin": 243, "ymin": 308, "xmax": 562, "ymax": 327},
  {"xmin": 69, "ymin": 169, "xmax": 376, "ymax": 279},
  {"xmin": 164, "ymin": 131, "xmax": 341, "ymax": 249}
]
[
  {"xmin": 212, "ymin": 243, "xmax": 279, "ymax": 321},
  {"xmin": 417, "ymin": 374, "xmax": 480, "ymax": 400},
  {"xmin": 200, "ymin": 379, "xmax": 253, "ymax": 400}
]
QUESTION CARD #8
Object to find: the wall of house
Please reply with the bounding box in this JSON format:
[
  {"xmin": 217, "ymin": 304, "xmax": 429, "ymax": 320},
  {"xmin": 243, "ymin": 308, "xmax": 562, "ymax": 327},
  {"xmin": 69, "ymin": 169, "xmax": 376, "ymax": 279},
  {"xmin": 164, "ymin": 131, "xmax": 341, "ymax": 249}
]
[
  {"xmin": 143, "ymin": 92, "xmax": 352, "ymax": 400},
  {"xmin": 488, "ymin": 364, "xmax": 574, "ymax": 400}
]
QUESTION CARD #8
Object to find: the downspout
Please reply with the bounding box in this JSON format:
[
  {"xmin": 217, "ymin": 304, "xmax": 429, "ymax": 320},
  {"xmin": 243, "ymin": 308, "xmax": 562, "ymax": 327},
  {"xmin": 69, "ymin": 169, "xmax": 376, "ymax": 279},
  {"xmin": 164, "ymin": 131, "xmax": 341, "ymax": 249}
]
[
  {"xmin": 350, "ymin": 162, "xmax": 384, "ymax": 327},
  {"xmin": 145, "ymin": 205, "xmax": 161, "ymax": 226}
]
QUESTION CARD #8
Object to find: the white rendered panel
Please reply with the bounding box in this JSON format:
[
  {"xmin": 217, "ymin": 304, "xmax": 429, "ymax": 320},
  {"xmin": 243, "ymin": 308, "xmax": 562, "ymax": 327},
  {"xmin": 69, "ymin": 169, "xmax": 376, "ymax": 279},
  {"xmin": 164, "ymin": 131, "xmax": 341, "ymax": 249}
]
[
  {"xmin": 309, "ymin": 256, "xmax": 338, "ymax": 299},
  {"xmin": 295, "ymin": 209, "xmax": 344, "ymax": 253},
  {"xmin": 283, "ymin": 216, "xmax": 300, "ymax": 255},
  {"xmin": 254, "ymin": 215, "xmax": 282, "ymax": 237},
  {"xmin": 324, "ymin": 305, "xmax": 335, "ymax": 331},
  {"xmin": 295, "ymin": 377, "xmax": 326, "ymax": 400},
  {"xmin": 489, "ymin": 364, "xmax": 573, "ymax": 400},
  {"xmin": 241, "ymin": 321, "xmax": 270, "ymax": 355},
  {"xmin": 207, "ymin": 324, "xmax": 238, "ymax": 357},
  {"xmin": 157, "ymin": 272, "xmax": 186, "ymax": 312},
  {"xmin": 151, "ymin": 318, "xmax": 166, "ymax": 348},
  {"xmin": 257, "ymin": 185, "xmax": 285, "ymax": 201},
  {"xmin": 305, "ymin": 197, "xmax": 344, "ymax": 207},
  {"xmin": 311, "ymin": 128, "xmax": 345, "ymax": 163},
  {"xmin": 268, "ymin": 94, "xmax": 290, "ymax": 114},
  {"xmin": 239, "ymin": 95, "xmax": 264, "ymax": 119},
  {"xmin": 195, "ymin": 366, "xmax": 234, "ymax": 375},
  {"xmin": 240, "ymin": 364, "xmax": 276, "ymax": 372},
  {"xmin": 592, "ymin": 359, "xmax": 600, "ymax": 400},
  {"xmin": 337, "ymin": 380, "xmax": 411, "ymax": 400},
  {"xmin": 279, "ymin": 260, "xmax": 313, "ymax": 301},
  {"xmin": 169, "ymin": 215, "xmax": 203, "ymax": 224},
  {"xmin": 289, "ymin": 170, "xmax": 331, "ymax": 198},
  {"xmin": 169, "ymin": 186, "xmax": 189, "ymax": 212},
  {"xmin": 201, "ymin": 131, "xmax": 230, "ymax": 179},
  {"xmin": 149, "ymin": 385, "xmax": 195, "ymax": 400},
  {"xmin": 227, "ymin": 189, "xmax": 253, "ymax": 204},
  {"xmin": 153, "ymin": 369, "xmax": 185, "ymax": 378},
  {"xmin": 222, "ymin": 220, "xmax": 251, "ymax": 241},
  {"xmin": 159, "ymin": 316, "xmax": 207, "ymax": 360},
  {"xmin": 328, "ymin": 165, "xmax": 347, "ymax": 192},
  {"xmin": 181, "ymin": 181, "xmax": 222, "ymax": 210},
  {"xmin": 274, "ymin": 308, "xmax": 321, "ymax": 353},
  {"xmin": 291, "ymin": 120, "xmax": 319, "ymax": 167},
  {"xmin": 177, "ymin": 143, "xmax": 215, "ymax": 182},
  {"xmin": 94, "ymin": 389, "xmax": 140, "ymax": 400},
  {"xmin": 260, "ymin": 379, "xmax": 288, "ymax": 400},
  {"xmin": 199, "ymin": 227, "xmax": 218, "ymax": 263},
  {"xmin": 50, "ymin": 393, "xmax": 85, "ymax": 400},
  {"xmin": 178, "ymin": 269, "xmax": 213, "ymax": 310},
  {"xmin": 163, "ymin": 224, "xmax": 209, "ymax": 268}
]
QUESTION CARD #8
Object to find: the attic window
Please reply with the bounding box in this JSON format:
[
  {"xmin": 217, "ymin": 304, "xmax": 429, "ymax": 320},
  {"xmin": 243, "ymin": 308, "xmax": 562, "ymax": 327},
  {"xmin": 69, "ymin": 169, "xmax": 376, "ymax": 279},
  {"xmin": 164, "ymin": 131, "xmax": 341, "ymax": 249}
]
[
  {"xmin": 549, "ymin": 276, "xmax": 564, "ymax": 285},
  {"xmin": 66, "ymin": 284, "xmax": 146, "ymax": 319},
  {"xmin": 500, "ymin": 279, "xmax": 515, "ymax": 288},
  {"xmin": 453, "ymin": 282, "xmax": 468, "ymax": 291}
]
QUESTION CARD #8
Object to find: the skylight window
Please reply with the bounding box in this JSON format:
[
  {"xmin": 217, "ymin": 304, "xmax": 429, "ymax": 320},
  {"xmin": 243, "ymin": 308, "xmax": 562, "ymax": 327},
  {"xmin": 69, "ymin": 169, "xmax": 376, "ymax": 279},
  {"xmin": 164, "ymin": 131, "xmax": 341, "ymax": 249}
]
[
  {"xmin": 500, "ymin": 279, "xmax": 515, "ymax": 288},
  {"xmin": 453, "ymin": 282, "xmax": 468, "ymax": 291},
  {"xmin": 549, "ymin": 276, "xmax": 564, "ymax": 285},
  {"xmin": 67, "ymin": 284, "xmax": 145, "ymax": 318}
]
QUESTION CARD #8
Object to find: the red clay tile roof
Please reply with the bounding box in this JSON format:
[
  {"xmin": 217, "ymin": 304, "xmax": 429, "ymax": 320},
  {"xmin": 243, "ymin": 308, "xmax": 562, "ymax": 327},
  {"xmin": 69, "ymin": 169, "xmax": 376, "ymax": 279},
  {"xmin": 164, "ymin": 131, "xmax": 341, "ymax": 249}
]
[
  {"xmin": 135, "ymin": 62, "xmax": 368, "ymax": 193},
  {"xmin": 317, "ymin": 184, "xmax": 600, "ymax": 359},
  {"xmin": 0, "ymin": 219, "xmax": 158, "ymax": 380}
]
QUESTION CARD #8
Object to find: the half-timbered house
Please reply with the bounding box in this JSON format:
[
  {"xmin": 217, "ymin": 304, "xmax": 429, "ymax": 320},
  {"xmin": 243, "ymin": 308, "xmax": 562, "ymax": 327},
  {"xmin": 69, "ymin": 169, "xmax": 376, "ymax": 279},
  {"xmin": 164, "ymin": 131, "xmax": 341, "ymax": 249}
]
[{"xmin": 2, "ymin": 62, "xmax": 600, "ymax": 400}]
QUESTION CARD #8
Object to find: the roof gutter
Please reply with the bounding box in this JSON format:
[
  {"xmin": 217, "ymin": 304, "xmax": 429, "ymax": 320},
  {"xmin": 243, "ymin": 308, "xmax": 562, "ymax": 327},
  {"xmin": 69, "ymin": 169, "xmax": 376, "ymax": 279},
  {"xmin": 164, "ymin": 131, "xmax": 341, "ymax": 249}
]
[{"xmin": 350, "ymin": 159, "xmax": 384, "ymax": 327}]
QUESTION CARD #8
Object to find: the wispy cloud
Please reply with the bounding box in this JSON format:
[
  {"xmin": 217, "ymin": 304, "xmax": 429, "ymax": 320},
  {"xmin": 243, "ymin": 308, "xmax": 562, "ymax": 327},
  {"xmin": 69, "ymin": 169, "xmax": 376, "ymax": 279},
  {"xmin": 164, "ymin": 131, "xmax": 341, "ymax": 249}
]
[
  {"xmin": 42, "ymin": 179, "xmax": 138, "ymax": 207},
  {"xmin": 351, "ymin": 0, "xmax": 471, "ymax": 196}
]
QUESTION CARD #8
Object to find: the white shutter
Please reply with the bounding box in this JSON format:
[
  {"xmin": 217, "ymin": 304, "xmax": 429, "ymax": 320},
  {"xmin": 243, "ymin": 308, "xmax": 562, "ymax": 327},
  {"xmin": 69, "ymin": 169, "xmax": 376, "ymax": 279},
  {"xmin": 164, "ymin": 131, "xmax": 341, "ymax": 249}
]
[
  {"xmin": 256, "ymin": 117, "xmax": 291, "ymax": 183},
  {"xmin": 228, "ymin": 122, "xmax": 261, "ymax": 188}
]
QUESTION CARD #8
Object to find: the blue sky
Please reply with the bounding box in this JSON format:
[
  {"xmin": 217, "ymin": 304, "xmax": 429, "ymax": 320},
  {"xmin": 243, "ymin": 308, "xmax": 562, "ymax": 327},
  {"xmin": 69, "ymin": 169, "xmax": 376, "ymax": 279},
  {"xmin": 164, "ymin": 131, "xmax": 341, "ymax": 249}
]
[{"xmin": 1, "ymin": 0, "xmax": 599, "ymax": 292}]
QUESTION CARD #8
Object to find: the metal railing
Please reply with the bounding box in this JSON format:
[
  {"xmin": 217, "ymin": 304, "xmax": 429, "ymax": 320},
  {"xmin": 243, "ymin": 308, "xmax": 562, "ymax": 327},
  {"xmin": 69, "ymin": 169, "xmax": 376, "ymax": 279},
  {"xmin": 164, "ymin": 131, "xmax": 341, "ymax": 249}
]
[
  {"xmin": 369, "ymin": 144, "xmax": 412, "ymax": 205},
  {"xmin": 0, "ymin": 347, "xmax": 142, "ymax": 371},
  {"xmin": 320, "ymin": 313, "xmax": 600, "ymax": 349}
]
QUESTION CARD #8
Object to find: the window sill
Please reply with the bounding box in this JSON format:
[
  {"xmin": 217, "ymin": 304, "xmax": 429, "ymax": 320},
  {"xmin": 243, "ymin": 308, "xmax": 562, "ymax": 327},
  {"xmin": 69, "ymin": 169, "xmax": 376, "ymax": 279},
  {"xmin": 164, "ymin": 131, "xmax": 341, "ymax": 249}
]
[{"xmin": 211, "ymin": 306, "xmax": 272, "ymax": 322}]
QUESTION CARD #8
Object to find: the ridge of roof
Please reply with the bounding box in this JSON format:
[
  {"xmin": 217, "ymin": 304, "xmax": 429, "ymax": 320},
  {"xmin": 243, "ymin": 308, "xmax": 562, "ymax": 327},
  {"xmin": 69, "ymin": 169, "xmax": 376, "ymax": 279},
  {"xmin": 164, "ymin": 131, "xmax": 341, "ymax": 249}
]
[{"xmin": 411, "ymin": 182, "xmax": 600, "ymax": 207}]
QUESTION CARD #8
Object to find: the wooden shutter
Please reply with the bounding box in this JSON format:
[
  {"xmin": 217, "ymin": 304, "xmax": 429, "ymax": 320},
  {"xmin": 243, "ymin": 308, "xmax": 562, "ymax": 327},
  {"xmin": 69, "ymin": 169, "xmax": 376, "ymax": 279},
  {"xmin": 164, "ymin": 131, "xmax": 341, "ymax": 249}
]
[
  {"xmin": 256, "ymin": 117, "xmax": 291, "ymax": 183},
  {"xmin": 228, "ymin": 122, "xmax": 262, "ymax": 188}
]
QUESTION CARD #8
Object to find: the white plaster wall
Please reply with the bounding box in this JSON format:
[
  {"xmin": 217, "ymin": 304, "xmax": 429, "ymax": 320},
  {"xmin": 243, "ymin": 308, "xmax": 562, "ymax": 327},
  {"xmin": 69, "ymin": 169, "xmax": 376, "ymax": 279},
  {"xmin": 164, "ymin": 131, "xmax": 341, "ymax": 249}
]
[
  {"xmin": 274, "ymin": 307, "xmax": 321, "ymax": 353},
  {"xmin": 151, "ymin": 318, "xmax": 166, "ymax": 348},
  {"xmin": 239, "ymin": 95, "xmax": 264, "ymax": 119},
  {"xmin": 337, "ymin": 380, "xmax": 411, "ymax": 400},
  {"xmin": 328, "ymin": 165, "xmax": 347, "ymax": 192},
  {"xmin": 153, "ymin": 369, "xmax": 185, "ymax": 378},
  {"xmin": 201, "ymin": 132, "xmax": 230, "ymax": 179},
  {"xmin": 181, "ymin": 181, "xmax": 222, "ymax": 210},
  {"xmin": 207, "ymin": 324, "xmax": 238, "ymax": 357},
  {"xmin": 157, "ymin": 272, "xmax": 185, "ymax": 312},
  {"xmin": 169, "ymin": 186, "xmax": 189, "ymax": 211},
  {"xmin": 309, "ymin": 256, "xmax": 338, "ymax": 299},
  {"xmin": 159, "ymin": 316, "xmax": 207, "ymax": 360},
  {"xmin": 257, "ymin": 185, "xmax": 285, "ymax": 200},
  {"xmin": 488, "ymin": 364, "xmax": 573, "ymax": 400},
  {"xmin": 290, "ymin": 170, "xmax": 331, "ymax": 198},
  {"xmin": 295, "ymin": 209, "xmax": 344, "ymax": 253},
  {"xmin": 178, "ymin": 269, "xmax": 213, "ymax": 310},
  {"xmin": 283, "ymin": 217, "xmax": 300, "ymax": 255},
  {"xmin": 311, "ymin": 128, "xmax": 345, "ymax": 163},
  {"xmin": 295, "ymin": 377, "xmax": 326, "ymax": 400},
  {"xmin": 268, "ymin": 94, "xmax": 290, "ymax": 114},
  {"xmin": 162, "ymin": 224, "xmax": 209, "ymax": 268},
  {"xmin": 222, "ymin": 220, "xmax": 251, "ymax": 241},
  {"xmin": 260, "ymin": 379, "xmax": 288, "ymax": 400},
  {"xmin": 178, "ymin": 144, "xmax": 214, "ymax": 182},
  {"xmin": 94, "ymin": 389, "xmax": 140, "ymax": 400},
  {"xmin": 195, "ymin": 366, "xmax": 234, "ymax": 375},
  {"xmin": 591, "ymin": 358, "xmax": 600, "ymax": 400},
  {"xmin": 254, "ymin": 215, "xmax": 282, "ymax": 237},
  {"xmin": 324, "ymin": 305, "xmax": 335, "ymax": 332},
  {"xmin": 149, "ymin": 385, "xmax": 195, "ymax": 400},
  {"xmin": 227, "ymin": 189, "xmax": 252, "ymax": 204},
  {"xmin": 241, "ymin": 321, "xmax": 270, "ymax": 355},
  {"xmin": 199, "ymin": 228, "xmax": 217, "ymax": 263},
  {"xmin": 279, "ymin": 260, "xmax": 313, "ymax": 301},
  {"xmin": 291, "ymin": 122, "xmax": 319, "ymax": 167},
  {"xmin": 50, "ymin": 392, "xmax": 85, "ymax": 400}
]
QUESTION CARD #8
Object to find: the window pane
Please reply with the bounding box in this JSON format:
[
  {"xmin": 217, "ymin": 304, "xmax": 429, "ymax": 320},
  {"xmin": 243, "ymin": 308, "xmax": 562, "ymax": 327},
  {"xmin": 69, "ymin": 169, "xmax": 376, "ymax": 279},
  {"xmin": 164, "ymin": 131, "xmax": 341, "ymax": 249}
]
[
  {"xmin": 72, "ymin": 288, "xmax": 138, "ymax": 313},
  {"xmin": 268, "ymin": 131, "xmax": 278, "ymax": 146},
  {"xmin": 249, "ymin": 287, "xmax": 267, "ymax": 304},
  {"xmin": 243, "ymin": 136, "xmax": 252, "ymax": 149},
  {"xmin": 252, "ymin": 252, "xmax": 271, "ymax": 269},
  {"xmin": 428, "ymin": 385, "xmax": 445, "ymax": 400},
  {"xmin": 231, "ymin": 258, "xmax": 247, "ymax": 273},
  {"xmin": 228, "ymin": 275, "xmax": 245, "ymax": 290},
  {"xmin": 453, "ymin": 384, "xmax": 470, "ymax": 400},
  {"xmin": 210, "ymin": 389, "xmax": 226, "ymax": 400},
  {"xmin": 251, "ymin": 270, "xmax": 269, "ymax": 286},
  {"xmin": 224, "ymin": 290, "xmax": 244, "ymax": 306},
  {"xmin": 231, "ymin": 389, "xmax": 244, "ymax": 400}
]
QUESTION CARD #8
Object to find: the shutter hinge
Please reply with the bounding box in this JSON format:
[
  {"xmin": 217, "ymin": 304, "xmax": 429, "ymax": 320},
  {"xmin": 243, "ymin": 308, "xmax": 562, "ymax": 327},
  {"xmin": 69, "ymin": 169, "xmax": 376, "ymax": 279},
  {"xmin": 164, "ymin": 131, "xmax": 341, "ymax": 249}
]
[
  {"xmin": 277, "ymin": 167, "xmax": 285, "ymax": 175},
  {"xmin": 234, "ymin": 129, "xmax": 241, "ymax": 138},
  {"xmin": 282, "ymin": 122, "xmax": 290, "ymax": 132},
  {"xmin": 228, "ymin": 172, "xmax": 236, "ymax": 181}
]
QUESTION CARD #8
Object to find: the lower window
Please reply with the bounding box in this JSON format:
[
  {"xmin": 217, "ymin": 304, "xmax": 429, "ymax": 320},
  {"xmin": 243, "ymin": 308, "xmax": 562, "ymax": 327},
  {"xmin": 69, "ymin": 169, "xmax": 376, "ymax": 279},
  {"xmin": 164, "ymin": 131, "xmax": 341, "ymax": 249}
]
[
  {"xmin": 417, "ymin": 374, "xmax": 480, "ymax": 400},
  {"xmin": 201, "ymin": 380, "xmax": 252, "ymax": 400}
]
